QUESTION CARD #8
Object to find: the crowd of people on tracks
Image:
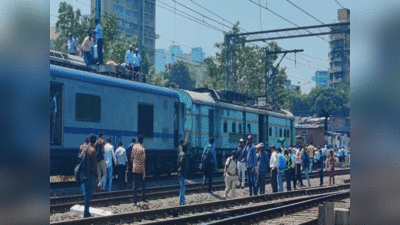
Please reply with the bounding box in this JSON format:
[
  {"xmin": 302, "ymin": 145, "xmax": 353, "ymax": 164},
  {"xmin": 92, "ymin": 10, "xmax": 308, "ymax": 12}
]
[
  {"xmin": 75, "ymin": 131, "xmax": 348, "ymax": 217},
  {"xmin": 77, "ymin": 133, "xmax": 147, "ymax": 218},
  {"xmin": 65, "ymin": 20, "xmax": 142, "ymax": 75},
  {"xmin": 196, "ymin": 135, "xmax": 348, "ymax": 200}
]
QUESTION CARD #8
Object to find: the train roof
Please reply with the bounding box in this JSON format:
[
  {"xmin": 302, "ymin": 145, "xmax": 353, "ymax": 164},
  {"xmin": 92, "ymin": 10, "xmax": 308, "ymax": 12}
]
[
  {"xmin": 181, "ymin": 89, "xmax": 295, "ymax": 119},
  {"xmin": 50, "ymin": 65, "xmax": 179, "ymax": 99}
]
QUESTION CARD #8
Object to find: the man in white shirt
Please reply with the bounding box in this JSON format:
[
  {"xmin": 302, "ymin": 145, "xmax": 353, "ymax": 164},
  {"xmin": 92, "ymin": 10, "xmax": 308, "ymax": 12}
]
[
  {"xmin": 66, "ymin": 33, "xmax": 77, "ymax": 55},
  {"xmin": 103, "ymin": 139, "xmax": 116, "ymax": 192},
  {"xmin": 269, "ymin": 145, "xmax": 278, "ymax": 193},
  {"xmin": 132, "ymin": 48, "xmax": 142, "ymax": 74},
  {"xmin": 115, "ymin": 142, "xmax": 128, "ymax": 190},
  {"xmin": 125, "ymin": 45, "xmax": 134, "ymax": 70},
  {"xmin": 295, "ymin": 146, "xmax": 304, "ymax": 187}
]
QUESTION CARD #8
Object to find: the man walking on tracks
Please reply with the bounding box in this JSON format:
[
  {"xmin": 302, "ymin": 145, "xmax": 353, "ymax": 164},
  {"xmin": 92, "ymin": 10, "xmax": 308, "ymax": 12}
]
[
  {"xmin": 131, "ymin": 135, "xmax": 147, "ymax": 203},
  {"xmin": 307, "ymin": 142, "xmax": 316, "ymax": 171},
  {"xmin": 236, "ymin": 139, "xmax": 247, "ymax": 188},
  {"xmin": 126, "ymin": 138, "xmax": 136, "ymax": 189},
  {"xmin": 177, "ymin": 141, "xmax": 189, "ymax": 205},
  {"xmin": 95, "ymin": 132, "xmax": 106, "ymax": 190},
  {"xmin": 79, "ymin": 138, "xmax": 89, "ymax": 195},
  {"xmin": 269, "ymin": 145, "xmax": 278, "ymax": 193},
  {"xmin": 115, "ymin": 142, "xmax": 128, "ymax": 190},
  {"xmin": 245, "ymin": 135, "xmax": 257, "ymax": 196},
  {"xmin": 224, "ymin": 150, "xmax": 238, "ymax": 199},
  {"xmin": 295, "ymin": 146, "xmax": 304, "ymax": 188},
  {"xmin": 83, "ymin": 133, "xmax": 97, "ymax": 218},
  {"xmin": 103, "ymin": 139, "xmax": 115, "ymax": 192},
  {"xmin": 200, "ymin": 138, "xmax": 217, "ymax": 193}
]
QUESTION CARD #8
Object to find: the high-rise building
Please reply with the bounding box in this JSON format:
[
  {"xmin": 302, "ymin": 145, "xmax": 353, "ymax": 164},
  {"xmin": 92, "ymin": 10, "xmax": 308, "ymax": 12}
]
[
  {"xmin": 167, "ymin": 45, "xmax": 183, "ymax": 64},
  {"xmin": 328, "ymin": 8, "xmax": 350, "ymax": 88},
  {"xmin": 312, "ymin": 71, "xmax": 328, "ymax": 87},
  {"xmin": 91, "ymin": 0, "xmax": 156, "ymax": 65},
  {"xmin": 191, "ymin": 47, "xmax": 205, "ymax": 65},
  {"xmin": 155, "ymin": 49, "xmax": 166, "ymax": 73}
]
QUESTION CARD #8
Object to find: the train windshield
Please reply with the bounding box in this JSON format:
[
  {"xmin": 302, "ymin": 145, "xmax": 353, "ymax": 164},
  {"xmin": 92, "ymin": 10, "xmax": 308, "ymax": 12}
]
[{"xmin": 50, "ymin": 82, "xmax": 63, "ymax": 146}]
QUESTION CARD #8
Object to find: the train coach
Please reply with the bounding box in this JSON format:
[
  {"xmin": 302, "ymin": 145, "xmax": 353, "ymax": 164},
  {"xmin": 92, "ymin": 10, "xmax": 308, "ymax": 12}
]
[
  {"xmin": 50, "ymin": 60, "xmax": 186, "ymax": 176},
  {"xmin": 178, "ymin": 89, "xmax": 296, "ymax": 172},
  {"xmin": 50, "ymin": 50, "xmax": 295, "ymax": 177}
]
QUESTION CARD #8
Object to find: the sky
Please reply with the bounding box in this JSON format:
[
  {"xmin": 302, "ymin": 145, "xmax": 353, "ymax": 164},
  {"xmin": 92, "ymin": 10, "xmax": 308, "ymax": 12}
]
[{"xmin": 50, "ymin": 0, "xmax": 351, "ymax": 94}]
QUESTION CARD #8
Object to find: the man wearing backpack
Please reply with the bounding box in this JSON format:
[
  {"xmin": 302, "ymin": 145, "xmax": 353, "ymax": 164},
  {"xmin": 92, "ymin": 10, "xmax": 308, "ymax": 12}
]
[
  {"xmin": 200, "ymin": 138, "xmax": 217, "ymax": 193},
  {"xmin": 245, "ymin": 135, "xmax": 257, "ymax": 196},
  {"xmin": 277, "ymin": 148, "xmax": 286, "ymax": 192}
]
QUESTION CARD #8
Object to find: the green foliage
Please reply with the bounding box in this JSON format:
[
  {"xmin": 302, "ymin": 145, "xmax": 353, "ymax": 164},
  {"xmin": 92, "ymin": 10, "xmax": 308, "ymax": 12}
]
[
  {"xmin": 198, "ymin": 22, "xmax": 287, "ymax": 107},
  {"xmin": 164, "ymin": 61, "xmax": 195, "ymax": 90}
]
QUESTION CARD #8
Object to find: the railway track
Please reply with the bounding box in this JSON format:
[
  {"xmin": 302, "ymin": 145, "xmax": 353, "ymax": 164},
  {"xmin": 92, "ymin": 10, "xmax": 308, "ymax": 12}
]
[
  {"xmin": 51, "ymin": 184, "xmax": 350, "ymax": 225},
  {"xmin": 50, "ymin": 169, "xmax": 350, "ymax": 214}
]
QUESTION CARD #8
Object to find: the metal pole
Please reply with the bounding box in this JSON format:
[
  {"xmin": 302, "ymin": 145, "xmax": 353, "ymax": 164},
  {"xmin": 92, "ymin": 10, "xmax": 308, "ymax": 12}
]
[
  {"xmin": 265, "ymin": 49, "xmax": 269, "ymax": 105},
  {"xmin": 95, "ymin": 0, "xmax": 101, "ymax": 23}
]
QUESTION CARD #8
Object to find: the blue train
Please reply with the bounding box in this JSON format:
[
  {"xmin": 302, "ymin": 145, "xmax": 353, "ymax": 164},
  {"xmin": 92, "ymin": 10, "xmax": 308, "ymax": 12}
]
[{"xmin": 50, "ymin": 50, "xmax": 295, "ymax": 176}]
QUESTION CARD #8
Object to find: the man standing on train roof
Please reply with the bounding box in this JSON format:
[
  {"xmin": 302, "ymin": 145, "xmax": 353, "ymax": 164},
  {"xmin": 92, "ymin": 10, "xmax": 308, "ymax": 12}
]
[
  {"xmin": 81, "ymin": 29, "xmax": 95, "ymax": 68},
  {"xmin": 245, "ymin": 135, "xmax": 257, "ymax": 196},
  {"xmin": 66, "ymin": 33, "xmax": 77, "ymax": 55},
  {"xmin": 95, "ymin": 19, "xmax": 103, "ymax": 65},
  {"xmin": 236, "ymin": 138, "xmax": 247, "ymax": 188},
  {"xmin": 132, "ymin": 48, "xmax": 142, "ymax": 74},
  {"xmin": 125, "ymin": 45, "xmax": 134, "ymax": 70},
  {"xmin": 200, "ymin": 138, "xmax": 217, "ymax": 193},
  {"xmin": 131, "ymin": 135, "xmax": 147, "ymax": 204},
  {"xmin": 83, "ymin": 133, "xmax": 97, "ymax": 218}
]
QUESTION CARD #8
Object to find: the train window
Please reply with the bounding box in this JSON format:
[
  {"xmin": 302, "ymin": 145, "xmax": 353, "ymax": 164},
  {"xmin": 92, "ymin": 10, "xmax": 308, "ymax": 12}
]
[
  {"xmin": 243, "ymin": 123, "xmax": 246, "ymax": 134},
  {"xmin": 232, "ymin": 122, "xmax": 236, "ymax": 133},
  {"xmin": 75, "ymin": 93, "xmax": 101, "ymax": 123},
  {"xmin": 279, "ymin": 128, "xmax": 282, "ymax": 137},
  {"xmin": 138, "ymin": 103, "xmax": 154, "ymax": 137},
  {"xmin": 239, "ymin": 123, "xmax": 242, "ymax": 133},
  {"xmin": 269, "ymin": 127, "xmax": 272, "ymax": 136},
  {"xmin": 227, "ymin": 110, "xmax": 230, "ymax": 117},
  {"xmin": 247, "ymin": 124, "xmax": 251, "ymax": 134},
  {"xmin": 302, "ymin": 130, "xmax": 307, "ymax": 136},
  {"xmin": 223, "ymin": 121, "xmax": 228, "ymax": 133},
  {"xmin": 275, "ymin": 127, "xmax": 278, "ymax": 137}
]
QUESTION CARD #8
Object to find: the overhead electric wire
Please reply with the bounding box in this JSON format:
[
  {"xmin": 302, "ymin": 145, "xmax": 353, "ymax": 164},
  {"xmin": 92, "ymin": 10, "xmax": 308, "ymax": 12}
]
[
  {"xmin": 285, "ymin": 0, "xmax": 324, "ymax": 24},
  {"xmin": 248, "ymin": 0, "xmax": 329, "ymax": 43},
  {"xmin": 334, "ymin": 0, "xmax": 345, "ymax": 9}
]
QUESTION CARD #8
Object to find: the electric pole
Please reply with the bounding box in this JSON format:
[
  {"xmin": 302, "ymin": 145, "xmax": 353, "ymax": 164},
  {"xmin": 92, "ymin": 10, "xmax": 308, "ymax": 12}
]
[{"xmin": 95, "ymin": 0, "xmax": 101, "ymax": 23}]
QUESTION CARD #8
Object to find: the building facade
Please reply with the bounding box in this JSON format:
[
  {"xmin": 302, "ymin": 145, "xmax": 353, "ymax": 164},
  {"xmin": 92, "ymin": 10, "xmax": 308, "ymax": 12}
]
[
  {"xmin": 91, "ymin": 0, "xmax": 156, "ymax": 65},
  {"xmin": 328, "ymin": 8, "xmax": 350, "ymax": 88},
  {"xmin": 166, "ymin": 45, "xmax": 183, "ymax": 65},
  {"xmin": 191, "ymin": 47, "xmax": 205, "ymax": 65},
  {"xmin": 312, "ymin": 71, "xmax": 328, "ymax": 87},
  {"xmin": 155, "ymin": 49, "xmax": 166, "ymax": 73}
]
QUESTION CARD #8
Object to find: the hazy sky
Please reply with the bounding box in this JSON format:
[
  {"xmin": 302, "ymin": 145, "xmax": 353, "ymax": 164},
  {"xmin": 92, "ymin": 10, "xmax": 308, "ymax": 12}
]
[{"xmin": 50, "ymin": 0, "xmax": 351, "ymax": 93}]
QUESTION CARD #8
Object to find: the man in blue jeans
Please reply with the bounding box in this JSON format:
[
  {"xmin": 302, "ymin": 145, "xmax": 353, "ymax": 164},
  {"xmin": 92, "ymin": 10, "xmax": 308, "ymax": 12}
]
[
  {"xmin": 84, "ymin": 133, "xmax": 97, "ymax": 218},
  {"xmin": 177, "ymin": 141, "xmax": 188, "ymax": 205},
  {"xmin": 276, "ymin": 148, "xmax": 285, "ymax": 192},
  {"xmin": 245, "ymin": 135, "xmax": 257, "ymax": 196}
]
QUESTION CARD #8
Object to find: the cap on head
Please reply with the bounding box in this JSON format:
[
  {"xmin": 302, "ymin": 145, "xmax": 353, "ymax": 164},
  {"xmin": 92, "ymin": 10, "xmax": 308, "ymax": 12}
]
[
  {"xmin": 270, "ymin": 145, "xmax": 275, "ymax": 149},
  {"xmin": 239, "ymin": 138, "xmax": 244, "ymax": 143},
  {"xmin": 68, "ymin": 32, "xmax": 72, "ymax": 36},
  {"xmin": 135, "ymin": 48, "xmax": 138, "ymax": 51},
  {"xmin": 256, "ymin": 143, "xmax": 264, "ymax": 149},
  {"xmin": 129, "ymin": 45, "xmax": 133, "ymax": 48},
  {"xmin": 247, "ymin": 135, "xmax": 252, "ymax": 140}
]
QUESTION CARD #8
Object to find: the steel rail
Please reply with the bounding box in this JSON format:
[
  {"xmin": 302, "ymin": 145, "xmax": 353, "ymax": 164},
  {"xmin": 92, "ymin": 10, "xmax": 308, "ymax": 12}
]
[
  {"xmin": 51, "ymin": 184, "xmax": 350, "ymax": 224},
  {"xmin": 50, "ymin": 169, "xmax": 350, "ymax": 214}
]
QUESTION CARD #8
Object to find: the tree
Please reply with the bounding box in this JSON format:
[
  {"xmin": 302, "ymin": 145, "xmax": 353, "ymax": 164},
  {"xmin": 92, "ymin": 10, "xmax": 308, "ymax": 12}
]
[
  {"xmin": 198, "ymin": 22, "xmax": 287, "ymax": 108},
  {"xmin": 165, "ymin": 61, "xmax": 195, "ymax": 90}
]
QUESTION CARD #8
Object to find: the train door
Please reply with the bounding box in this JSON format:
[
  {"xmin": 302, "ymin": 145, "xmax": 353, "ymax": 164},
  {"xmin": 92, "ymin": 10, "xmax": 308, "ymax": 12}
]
[
  {"xmin": 258, "ymin": 114, "xmax": 265, "ymax": 143},
  {"xmin": 208, "ymin": 109, "xmax": 215, "ymax": 139},
  {"xmin": 50, "ymin": 81, "xmax": 63, "ymax": 146},
  {"xmin": 174, "ymin": 102, "xmax": 179, "ymax": 148}
]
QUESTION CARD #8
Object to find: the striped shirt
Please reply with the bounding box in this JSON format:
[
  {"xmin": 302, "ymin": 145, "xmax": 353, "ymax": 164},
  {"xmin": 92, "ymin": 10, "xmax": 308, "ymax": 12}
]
[{"xmin": 115, "ymin": 146, "xmax": 128, "ymax": 165}]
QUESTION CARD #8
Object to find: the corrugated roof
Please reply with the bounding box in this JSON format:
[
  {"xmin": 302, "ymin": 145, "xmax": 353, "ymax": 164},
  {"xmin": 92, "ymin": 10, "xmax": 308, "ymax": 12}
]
[
  {"xmin": 295, "ymin": 124, "xmax": 324, "ymax": 129},
  {"xmin": 183, "ymin": 90, "xmax": 216, "ymax": 104}
]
